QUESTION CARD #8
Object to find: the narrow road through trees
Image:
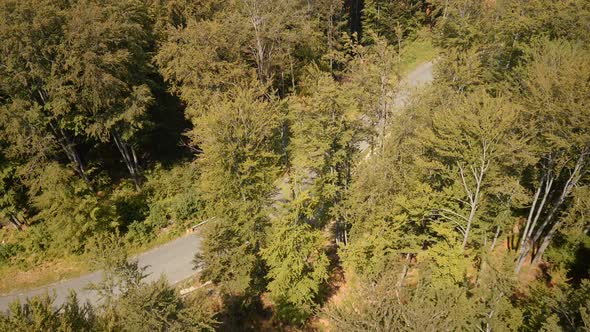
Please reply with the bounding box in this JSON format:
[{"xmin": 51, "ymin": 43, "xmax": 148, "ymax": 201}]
[{"xmin": 0, "ymin": 62, "xmax": 433, "ymax": 313}]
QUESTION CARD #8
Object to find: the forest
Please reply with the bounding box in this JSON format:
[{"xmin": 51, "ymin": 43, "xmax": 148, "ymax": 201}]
[{"xmin": 0, "ymin": 0, "xmax": 589, "ymax": 331}]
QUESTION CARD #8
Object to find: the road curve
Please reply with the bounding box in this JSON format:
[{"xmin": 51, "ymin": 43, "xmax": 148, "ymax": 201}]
[{"xmin": 0, "ymin": 233, "xmax": 202, "ymax": 312}]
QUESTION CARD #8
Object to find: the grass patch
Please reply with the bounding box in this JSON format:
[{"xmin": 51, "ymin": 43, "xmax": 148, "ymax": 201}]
[
  {"xmin": 399, "ymin": 29, "xmax": 439, "ymax": 75},
  {"xmin": 0, "ymin": 256, "xmax": 90, "ymax": 294}
]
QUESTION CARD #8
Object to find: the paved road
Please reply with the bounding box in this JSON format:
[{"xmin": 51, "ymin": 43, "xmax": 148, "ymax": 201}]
[
  {"xmin": 0, "ymin": 62, "xmax": 434, "ymax": 313},
  {"xmin": 0, "ymin": 233, "xmax": 202, "ymax": 312}
]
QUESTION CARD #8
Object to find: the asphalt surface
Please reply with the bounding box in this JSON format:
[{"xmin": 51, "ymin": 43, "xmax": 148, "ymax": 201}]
[
  {"xmin": 0, "ymin": 61, "xmax": 434, "ymax": 313},
  {"xmin": 0, "ymin": 233, "xmax": 202, "ymax": 312}
]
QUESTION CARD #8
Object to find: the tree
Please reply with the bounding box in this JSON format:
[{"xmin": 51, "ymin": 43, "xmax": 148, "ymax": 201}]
[
  {"xmin": 193, "ymin": 81, "xmax": 281, "ymax": 296},
  {"xmin": 114, "ymin": 278, "xmax": 216, "ymax": 332},
  {"xmin": 288, "ymin": 65, "xmax": 362, "ymax": 229},
  {"xmin": 420, "ymin": 89, "xmax": 523, "ymax": 249},
  {"xmin": 58, "ymin": 0, "xmax": 154, "ymax": 190},
  {"xmin": 28, "ymin": 163, "xmax": 118, "ymax": 257},
  {"xmin": 324, "ymin": 268, "xmax": 478, "ymax": 331},
  {"xmin": 0, "ymin": 0, "xmax": 156, "ymax": 189},
  {"xmin": 155, "ymin": 0, "xmax": 318, "ymax": 116},
  {"xmin": 522, "ymin": 278, "xmax": 590, "ymax": 331},
  {"xmin": 515, "ymin": 39, "xmax": 590, "ymax": 271},
  {"xmin": 0, "ymin": 0, "xmax": 91, "ymax": 183},
  {"xmin": 0, "ymin": 151, "xmax": 29, "ymax": 230},
  {"xmin": 362, "ymin": 0, "xmax": 428, "ymax": 44},
  {"xmin": 347, "ymin": 34, "xmax": 399, "ymax": 154},
  {"xmin": 262, "ymin": 211, "xmax": 329, "ymax": 323},
  {"xmin": 337, "ymin": 93, "xmax": 433, "ymax": 279},
  {"xmin": 238, "ymin": 0, "xmax": 313, "ymax": 85}
]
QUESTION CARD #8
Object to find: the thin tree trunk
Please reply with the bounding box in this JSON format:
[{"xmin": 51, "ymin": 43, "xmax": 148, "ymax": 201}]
[
  {"xmin": 532, "ymin": 218, "xmax": 562, "ymax": 265},
  {"xmin": 397, "ymin": 253, "xmax": 412, "ymax": 288},
  {"xmin": 531, "ymin": 153, "xmax": 587, "ymax": 264},
  {"xmin": 460, "ymin": 158, "xmax": 487, "ymax": 249},
  {"xmin": 490, "ymin": 225, "xmax": 500, "ymax": 252},
  {"xmin": 379, "ymin": 75, "xmax": 387, "ymax": 154},
  {"xmin": 245, "ymin": 0, "xmax": 268, "ymax": 84},
  {"xmin": 328, "ymin": 5, "xmax": 334, "ymax": 73},
  {"xmin": 9, "ymin": 213, "xmax": 22, "ymax": 230},
  {"xmin": 112, "ymin": 131, "xmax": 141, "ymax": 191},
  {"xmin": 49, "ymin": 122, "xmax": 91, "ymax": 185},
  {"xmin": 289, "ymin": 56, "xmax": 295, "ymax": 91},
  {"xmin": 462, "ymin": 196, "xmax": 479, "ymax": 248},
  {"xmin": 515, "ymin": 174, "xmax": 553, "ymax": 272}
]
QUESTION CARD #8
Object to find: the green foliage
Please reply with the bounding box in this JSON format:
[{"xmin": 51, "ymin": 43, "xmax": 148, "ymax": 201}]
[
  {"xmin": 0, "ymin": 155, "xmax": 29, "ymax": 226},
  {"xmin": 545, "ymin": 187, "xmax": 590, "ymax": 278},
  {"xmin": 0, "ymin": 279, "xmax": 216, "ymax": 332},
  {"xmin": 327, "ymin": 256, "xmax": 522, "ymax": 331},
  {"xmin": 155, "ymin": 0, "xmax": 320, "ymax": 117},
  {"xmin": 30, "ymin": 163, "xmax": 119, "ymax": 256},
  {"xmin": 0, "ymin": 242, "xmax": 23, "ymax": 265},
  {"xmin": 362, "ymin": 0, "xmax": 428, "ymax": 44},
  {"xmin": 434, "ymin": 0, "xmax": 590, "ymax": 87},
  {"xmin": 143, "ymin": 163, "xmax": 204, "ymax": 230},
  {"xmin": 0, "ymin": 0, "xmax": 589, "ymax": 329},
  {"xmin": 113, "ymin": 278, "xmax": 216, "ymax": 332},
  {"xmin": 262, "ymin": 216, "xmax": 329, "ymax": 323},
  {"xmin": 325, "ymin": 269, "xmax": 476, "ymax": 331},
  {"xmin": 288, "ymin": 65, "xmax": 362, "ymax": 226},
  {"xmin": 0, "ymin": 293, "xmax": 97, "ymax": 332},
  {"xmin": 86, "ymin": 232, "xmax": 147, "ymax": 308},
  {"xmin": 419, "ymin": 89, "xmax": 526, "ymax": 248},
  {"xmin": 194, "ymin": 81, "xmax": 282, "ymax": 295},
  {"xmin": 338, "ymin": 93, "xmax": 433, "ymax": 278},
  {"xmin": 346, "ymin": 34, "xmax": 399, "ymax": 151},
  {"xmin": 522, "ymin": 278, "xmax": 590, "ymax": 331}
]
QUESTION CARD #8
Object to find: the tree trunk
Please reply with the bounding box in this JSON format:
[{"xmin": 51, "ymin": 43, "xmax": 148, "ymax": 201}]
[
  {"xmin": 8, "ymin": 213, "xmax": 22, "ymax": 230},
  {"xmin": 516, "ymin": 152, "xmax": 587, "ymax": 269},
  {"xmin": 490, "ymin": 225, "xmax": 500, "ymax": 252},
  {"xmin": 397, "ymin": 253, "xmax": 412, "ymax": 288},
  {"xmin": 532, "ymin": 218, "xmax": 562, "ymax": 265},
  {"xmin": 459, "ymin": 158, "xmax": 487, "ymax": 249},
  {"xmin": 531, "ymin": 153, "xmax": 587, "ymax": 264},
  {"xmin": 112, "ymin": 131, "xmax": 142, "ymax": 191},
  {"xmin": 462, "ymin": 193, "xmax": 479, "ymax": 249},
  {"xmin": 347, "ymin": 0, "xmax": 363, "ymax": 40},
  {"xmin": 245, "ymin": 0, "xmax": 268, "ymax": 84},
  {"xmin": 49, "ymin": 122, "xmax": 91, "ymax": 185},
  {"xmin": 515, "ymin": 174, "xmax": 553, "ymax": 273}
]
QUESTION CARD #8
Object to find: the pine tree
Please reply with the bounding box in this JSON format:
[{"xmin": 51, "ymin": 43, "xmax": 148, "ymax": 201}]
[
  {"xmin": 193, "ymin": 80, "xmax": 282, "ymax": 296},
  {"xmin": 288, "ymin": 65, "xmax": 362, "ymax": 228},
  {"xmin": 262, "ymin": 212, "xmax": 329, "ymax": 323}
]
